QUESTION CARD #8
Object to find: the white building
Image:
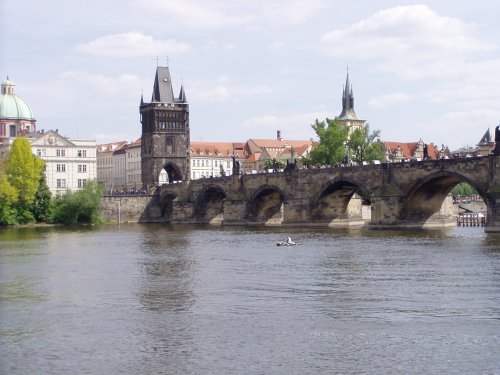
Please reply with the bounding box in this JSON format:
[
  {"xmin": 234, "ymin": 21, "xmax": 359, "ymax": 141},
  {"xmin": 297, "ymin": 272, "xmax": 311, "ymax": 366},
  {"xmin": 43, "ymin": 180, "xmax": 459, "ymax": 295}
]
[
  {"xmin": 29, "ymin": 130, "xmax": 97, "ymax": 195},
  {"xmin": 190, "ymin": 142, "xmax": 245, "ymax": 180}
]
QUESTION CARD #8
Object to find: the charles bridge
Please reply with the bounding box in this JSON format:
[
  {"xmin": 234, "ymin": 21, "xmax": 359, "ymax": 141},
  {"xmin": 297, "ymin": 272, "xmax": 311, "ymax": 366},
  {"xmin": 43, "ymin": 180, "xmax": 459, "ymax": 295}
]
[{"xmin": 101, "ymin": 154, "xmax": 500, "ymax": 232}]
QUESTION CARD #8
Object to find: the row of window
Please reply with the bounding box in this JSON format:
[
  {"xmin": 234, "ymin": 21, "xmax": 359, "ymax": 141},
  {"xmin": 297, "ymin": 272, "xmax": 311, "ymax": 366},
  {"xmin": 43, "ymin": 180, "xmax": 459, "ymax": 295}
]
[
  {"xmin": 192, "ymin": 159, "xmax": 231, "ymax": 168},
  {"xmin": 57, "ymin": 178, "xmax": 90, "ymax": 188},
  {"xmin": 37, "ymin": 149, "xmax": 89, "ymax": 157},
  {"xmin": 55, "ymin": 164, "xmax": 88, "ymax": 173},
  {"xmin": 157, "ymin": 121, "xmax": 185, "ymax": 131}
]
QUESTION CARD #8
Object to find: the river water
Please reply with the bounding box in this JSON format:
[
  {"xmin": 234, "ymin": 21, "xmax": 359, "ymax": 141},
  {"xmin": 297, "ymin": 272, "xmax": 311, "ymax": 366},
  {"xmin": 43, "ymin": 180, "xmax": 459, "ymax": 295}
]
[{"xmin": 0, "ymin": 224, "xmax": 499, "ymax": 374}]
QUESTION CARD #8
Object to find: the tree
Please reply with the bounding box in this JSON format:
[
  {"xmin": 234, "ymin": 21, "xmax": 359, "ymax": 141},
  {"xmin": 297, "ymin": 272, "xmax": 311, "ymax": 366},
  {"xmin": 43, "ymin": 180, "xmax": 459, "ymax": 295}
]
[
  {"xmin": 6, "ymin": 137, "xmax": 43, "ymax": 205},
  {"xmin": 346, "ymin": 125, "xmax": 384, "ymax": 165},
  {"xmin": 51, "ymin": 180, "xmax": 103, "ymax": 224},
  {"xmin": 451, "ymin": 182, "xmax": 477, "ymax": 197},
  {"xmin": 307, "ymin": 118, "xmax": 349, "ymax": 166},
  {"xmin": 264, "ymin": 158, "xmax": 286, "ymax": 171},
  {"xmin": 0, "ymin": 160, "xmax": 19, "ymax": 225},
  {"xmin": 31, "ymin": 175, "xmax": 52, "ymax": 222}
]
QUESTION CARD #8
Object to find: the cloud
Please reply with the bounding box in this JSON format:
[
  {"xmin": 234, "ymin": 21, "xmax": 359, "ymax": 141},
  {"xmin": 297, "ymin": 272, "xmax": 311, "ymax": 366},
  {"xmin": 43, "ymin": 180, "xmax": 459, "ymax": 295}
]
[
  {"xmin": 241, "ymin": 111, "xmax": 328, "ymax": 139},
  {"xmin": 188, "ymin": 76, "xmax": 278, "ymax": 103},
  {"xmin": 74, "ymin": 32, "xmax": 191, "ymax": 58},
  {"xmin": 321, "ymin": 5, "xmax": 495, "ymax": 80},
  {"xmin": 132, "ymin": 0, "xmax": 327, "ymax": 29},
  {"xmin": 60, "ymin": 70, "xmax": 146, "ymax": 97},
  {"xmin": 368, "ymin": 93, "xmax": 410, "ymax": 109}
]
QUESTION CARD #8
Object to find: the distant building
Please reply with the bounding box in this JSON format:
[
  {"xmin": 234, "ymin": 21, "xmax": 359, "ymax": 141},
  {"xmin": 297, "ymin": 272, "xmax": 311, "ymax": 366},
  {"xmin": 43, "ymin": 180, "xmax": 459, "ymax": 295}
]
[
  {"xmin": 383, "ymin": 139, "xmax": 442, "ymax": 162},
  {"xmin": 243, "ymin": 131, "xmax": 313, "ymax": 172},
  {"xmin": 0, "ymin": 77, "xmax": 37, "ymax": 143},
  {"xmin": 451, "ymin": 128, "xmax": 494, "ymax": 158},
  {"xmin": 124, "ymin": 139, "xmax": 142, "ymax": 188},
  {"xmin": 96, "ymin": 141, "xmax": 128, "ymax": 190},
  {"xmin": 30, "ymin": 130, "xmax": 97, "ymax": 195},
  {"xmin": 190, "ymin": 142, "xmax": 244, "ymax": 179},
  {"xmin": 336, "ymin": 71, "xmax": 366, "ymax": 133}
]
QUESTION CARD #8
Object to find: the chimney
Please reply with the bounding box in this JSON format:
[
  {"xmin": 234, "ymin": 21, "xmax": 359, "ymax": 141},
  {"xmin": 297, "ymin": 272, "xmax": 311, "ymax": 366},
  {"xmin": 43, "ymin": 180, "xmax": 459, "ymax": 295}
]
[{"xmin": 277, "ymin": 130, "xmax": 282, "ymax": 141}]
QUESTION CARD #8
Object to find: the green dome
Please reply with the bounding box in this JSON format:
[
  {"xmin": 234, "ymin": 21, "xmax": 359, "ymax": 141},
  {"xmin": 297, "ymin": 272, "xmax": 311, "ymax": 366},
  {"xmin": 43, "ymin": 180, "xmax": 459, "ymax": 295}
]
[{"xmin": 0, "ymin": 77, "xmax": 35, "ymax": 120}]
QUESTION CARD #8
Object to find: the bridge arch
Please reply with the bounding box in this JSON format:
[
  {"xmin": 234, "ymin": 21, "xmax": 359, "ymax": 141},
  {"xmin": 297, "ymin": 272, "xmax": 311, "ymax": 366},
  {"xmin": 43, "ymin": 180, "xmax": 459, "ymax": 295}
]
[
  {"xmin": 159, "ymin": 162, "xmax": 183, "ymax": 185},
  {"xmin": 401, "ymin": 171, "xmax": 490, "ymax": 226},
  {"xmin": 246, "ymin": 184, "xmax": 285, "ymax": 225},
  {"xmin": 310, "ymin": 177, "xmax": 370, "ymax": 225},
  {"xmin": 193, "ymin": 185, "xmax": 226, "ymax": 224}
]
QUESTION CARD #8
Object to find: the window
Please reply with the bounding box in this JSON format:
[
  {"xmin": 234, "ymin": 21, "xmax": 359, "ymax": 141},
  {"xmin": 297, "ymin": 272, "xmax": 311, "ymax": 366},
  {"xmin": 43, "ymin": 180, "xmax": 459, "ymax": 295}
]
[
  {"xmin": 77, "ymin": 149, "xmax": 87, "ymax": 157},
  {"xmin": 56, "ymin": 164, "xmax": 66, "ymax": 172},
  {"xmin": 78, "ymin": 179, "xmax": 87, "ymax": 188},
  {"xmin": 159, "ymin": 121, "xmax": 166, "ymax": 130},
  {"xmin": 37, "ymin": 149, "xmax": 46, "ymax": 157},
  {"xmin": 78, "ymin": 164, "xmax": 87, "ymax": 173},
  {"xmin": 56, "ymin": 149, "xmax": 66, "ymax": 157},
  {"xmin": 56, "ymin": 179, "xmax": 66, "ymax": 188}
]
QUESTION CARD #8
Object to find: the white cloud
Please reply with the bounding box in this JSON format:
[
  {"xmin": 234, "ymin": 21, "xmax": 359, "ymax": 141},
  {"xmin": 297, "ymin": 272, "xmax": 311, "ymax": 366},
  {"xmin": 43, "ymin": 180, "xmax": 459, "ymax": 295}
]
[
  {"xmin": 60, "ymin": 70, "xmax": 146, "ymax": 96},
  {"xmin": 203, "ymin": 40, "xmax": 237, "ymax": 51},
  {"xmin": 132, "ymin": 0, "xmax": 327, "ymax": 30},
  {"xmin": 242, "ymin": 111, "xmax": 328, "ymax": 139},
  {"xmin": 321, "ymin": 5, "xmax": 495, "ymax": 80},
  {"xmin": 74, "ymin": 32, "xmax": 191, "ymax": 58},
  {"xmin": 368, "ymin": 93, "xmax": 410, "ymax": 109}
]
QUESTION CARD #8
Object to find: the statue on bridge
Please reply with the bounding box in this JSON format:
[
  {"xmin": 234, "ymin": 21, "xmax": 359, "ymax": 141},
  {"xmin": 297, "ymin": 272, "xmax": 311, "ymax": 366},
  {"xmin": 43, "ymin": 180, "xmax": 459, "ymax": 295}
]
[
  {"xmin": 493, "ymin": 125, "xmax": 500, "ymax": 156},
  {"xmin": 232, "ymin": 155, "xmax": 240, "ymax": 176}
]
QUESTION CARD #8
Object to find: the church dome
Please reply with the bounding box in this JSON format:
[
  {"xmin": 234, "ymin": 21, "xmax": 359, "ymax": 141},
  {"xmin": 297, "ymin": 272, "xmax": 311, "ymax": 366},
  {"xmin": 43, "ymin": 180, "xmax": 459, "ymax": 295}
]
[{"xmin": 0, "ymin": 77, "xmax": 35, "ymax": 120}]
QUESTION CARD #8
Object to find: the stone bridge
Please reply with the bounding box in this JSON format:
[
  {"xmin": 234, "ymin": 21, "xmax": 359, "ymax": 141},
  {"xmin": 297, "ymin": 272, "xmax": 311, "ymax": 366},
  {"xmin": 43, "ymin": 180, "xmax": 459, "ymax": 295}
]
[{"xmin": 107, "ymin": 155, "xmax": 500, "ymax": 232}]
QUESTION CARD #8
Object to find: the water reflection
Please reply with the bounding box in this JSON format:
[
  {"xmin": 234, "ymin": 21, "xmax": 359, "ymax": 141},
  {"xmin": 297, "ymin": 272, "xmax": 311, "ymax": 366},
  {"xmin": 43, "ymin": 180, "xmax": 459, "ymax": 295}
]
[
  {"xmin": 138, "ymin": 225, "xmax": 196, "ymax": 313},
  {"xmin": 0, "ymin": 224, "xmax": 499, "ymax": 374}
]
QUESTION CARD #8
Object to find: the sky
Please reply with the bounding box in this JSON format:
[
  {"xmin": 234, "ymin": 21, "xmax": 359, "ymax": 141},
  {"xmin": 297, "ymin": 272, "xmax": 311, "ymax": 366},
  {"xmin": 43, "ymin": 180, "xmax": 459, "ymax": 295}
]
[{"xmin": 1, "ymin": 0, "xmax": 499, "ymax": 150}]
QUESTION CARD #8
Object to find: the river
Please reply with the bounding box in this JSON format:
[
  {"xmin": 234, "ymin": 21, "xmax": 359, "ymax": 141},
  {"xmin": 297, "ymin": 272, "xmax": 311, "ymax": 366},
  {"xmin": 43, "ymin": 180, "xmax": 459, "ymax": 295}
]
[{"xmin": 1, "ymin": 224, "xmax": 499, "ymax": 374}]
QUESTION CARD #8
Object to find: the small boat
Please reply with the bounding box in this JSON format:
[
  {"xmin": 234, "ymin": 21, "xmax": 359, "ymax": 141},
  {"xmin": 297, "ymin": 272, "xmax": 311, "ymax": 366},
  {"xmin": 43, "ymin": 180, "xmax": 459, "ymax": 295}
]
[{"xmin": 276, "ymin": 237, "xmax": 301, "ymax": 246}]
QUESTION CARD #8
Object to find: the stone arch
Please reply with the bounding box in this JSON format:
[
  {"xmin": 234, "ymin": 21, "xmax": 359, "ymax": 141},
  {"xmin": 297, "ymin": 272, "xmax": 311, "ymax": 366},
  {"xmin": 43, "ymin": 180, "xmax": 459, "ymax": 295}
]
[
  {"xmin": 159, "ymin": 162, "xmax": 183, "ymax": 185},
  {"xmin": 401, "ymin": 171, "xmax": 489, "ymax": 226},
  {"xmin": 310, "ymin": 177, "xmax": 370, "ymax": 226},
  {"xmin": 246, "ymin": 185, "xmax": 285, "ymax": 225},
  {"xmin": 193, "ymin": 185, "xmax": 226, "ymax": 224}
]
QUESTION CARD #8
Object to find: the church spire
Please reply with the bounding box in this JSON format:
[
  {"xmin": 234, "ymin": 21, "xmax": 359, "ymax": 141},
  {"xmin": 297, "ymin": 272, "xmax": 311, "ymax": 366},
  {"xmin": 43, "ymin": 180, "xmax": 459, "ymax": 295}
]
[{"xmin": 338, "ymin": 68, "xmax": 358, "ymax": 120}]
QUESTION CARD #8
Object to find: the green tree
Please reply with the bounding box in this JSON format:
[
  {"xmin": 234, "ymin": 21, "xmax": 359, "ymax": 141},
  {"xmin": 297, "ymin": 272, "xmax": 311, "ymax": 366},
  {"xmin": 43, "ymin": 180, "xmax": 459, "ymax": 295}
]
[
  {"xmin": 346, "ymin": 125, "xmax": 384, "ymax": 165},
  {"xmin": 51, "ymin": 180, "xmax": 103, "ymax": 224},
  {"xmin": 31, "ymin": 175, "xmax": 52, "ymax": 222},
  {"xmin": 6, "ymin": 137, "xmax": 44, "ymax": 205},
  {"xmin": 0, "ymin": 165, "xmax": 19, "ymax": 225},
  {"xmin": 451, "ymin": 182, "xmax": 477, "ymax": 197},
  {"xmin": 307, "ymin": 118, "xmax": 349, "ymax": 166},
  {"xmin": 264, "ymin": 158, "xmax": 286, "ymax": 171}
]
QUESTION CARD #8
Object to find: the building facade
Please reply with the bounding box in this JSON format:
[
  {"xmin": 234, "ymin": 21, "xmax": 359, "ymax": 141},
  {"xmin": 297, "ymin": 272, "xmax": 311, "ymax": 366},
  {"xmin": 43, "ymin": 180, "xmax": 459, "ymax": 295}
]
[
  {"xmin": 30, "ymin": 130, "xmax": 97, "ymax": 195},
  {"xmin": 140, "ymin": 66, "xmax": 190, "ymax": 190},
  {"xmin": 96, "ymin": 141, "xmax": 127, "ymax": 190}
]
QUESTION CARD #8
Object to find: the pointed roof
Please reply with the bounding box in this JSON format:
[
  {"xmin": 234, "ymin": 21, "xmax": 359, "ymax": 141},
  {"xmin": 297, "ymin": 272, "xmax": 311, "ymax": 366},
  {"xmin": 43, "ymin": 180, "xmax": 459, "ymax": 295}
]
[
  {"xmin": 178, "ymin": 85, "xmax": 187, "ymax": 103},
  {"xmin": 152, "ymin": 66, "xmax": 175, "ymax": 103},
  {"xmin": 338, "ymin": 70, "xmax": 359, "ymax": 121},
  {"xmin": 477, "ymin": 128, "xmax": 492, "ymax": 146}
]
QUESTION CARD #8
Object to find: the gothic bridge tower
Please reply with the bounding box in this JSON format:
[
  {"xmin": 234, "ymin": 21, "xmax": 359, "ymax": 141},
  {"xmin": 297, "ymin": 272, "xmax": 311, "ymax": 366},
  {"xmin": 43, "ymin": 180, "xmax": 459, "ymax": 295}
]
[{"xmin": 140, "ymin": 66, "xmax": 189, "ymax": 190}]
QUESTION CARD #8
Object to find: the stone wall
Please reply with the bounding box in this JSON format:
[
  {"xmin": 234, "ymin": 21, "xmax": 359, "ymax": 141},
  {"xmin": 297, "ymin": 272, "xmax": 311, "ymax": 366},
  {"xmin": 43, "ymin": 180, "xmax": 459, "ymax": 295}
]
[{"xmin": 101, "ymin": 196, "xmax": 153, "ymax": 223}]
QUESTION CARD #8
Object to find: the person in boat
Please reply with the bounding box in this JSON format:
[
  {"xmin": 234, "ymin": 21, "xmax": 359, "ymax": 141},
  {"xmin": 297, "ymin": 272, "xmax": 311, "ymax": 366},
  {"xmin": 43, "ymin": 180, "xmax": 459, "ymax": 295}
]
[{"xmin": 285, "ymin": 237, "xmax": 295, "ymax": 245}]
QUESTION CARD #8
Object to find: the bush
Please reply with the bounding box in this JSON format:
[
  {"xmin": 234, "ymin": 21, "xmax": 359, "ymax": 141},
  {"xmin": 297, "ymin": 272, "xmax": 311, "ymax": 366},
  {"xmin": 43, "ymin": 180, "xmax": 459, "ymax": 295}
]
[{"xmin": 51, "ymin": 180, "xmax": 103, "ymax": 224}]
